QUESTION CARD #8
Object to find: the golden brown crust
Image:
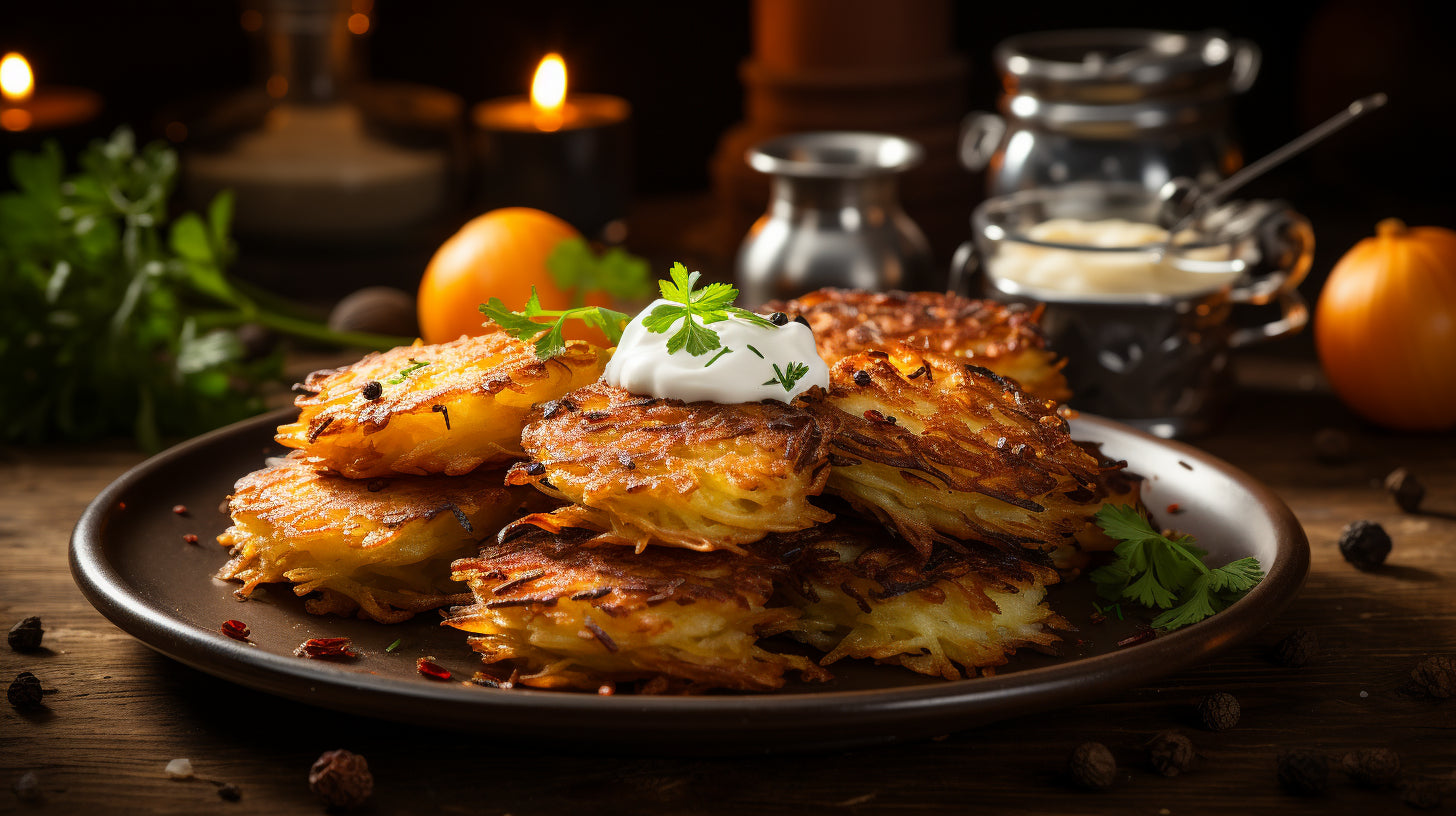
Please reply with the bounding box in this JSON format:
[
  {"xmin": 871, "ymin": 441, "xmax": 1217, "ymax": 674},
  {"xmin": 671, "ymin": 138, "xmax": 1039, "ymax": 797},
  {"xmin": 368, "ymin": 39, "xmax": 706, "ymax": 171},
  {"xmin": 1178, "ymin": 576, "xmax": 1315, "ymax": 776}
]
[
  {"xmin": 799, "ymin": 345, "xmax": 1104, "ymax": 558},
  {"xmin": 749, "ymin": 520, "xmax": 1067, "ymax": 680},
  {"xmin": 765, "ymin": 288, "xmax": 1070, "ymax": 402},
  {"xmin": 506, "ymin": 381, "xmax": 835, "ymax": 553},
  {"xmin": 276, "ymin": 331, "xmax": 608, "ymax": 478},
  {"xmin": 446, "ymin": 521, "xmax": 826, "ymax": 691},
  {"xmin": 217, "ymin": 452, "xmax": 548, "ymax": 623}
]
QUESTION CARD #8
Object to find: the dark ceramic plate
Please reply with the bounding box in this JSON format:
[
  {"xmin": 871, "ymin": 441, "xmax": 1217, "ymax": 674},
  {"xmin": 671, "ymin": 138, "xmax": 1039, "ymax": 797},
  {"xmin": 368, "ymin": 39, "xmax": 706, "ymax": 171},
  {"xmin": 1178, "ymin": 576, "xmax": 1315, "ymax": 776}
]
[{"xmin": 71, "ymin": 408, "xmax": 1308, "ymax": 753}]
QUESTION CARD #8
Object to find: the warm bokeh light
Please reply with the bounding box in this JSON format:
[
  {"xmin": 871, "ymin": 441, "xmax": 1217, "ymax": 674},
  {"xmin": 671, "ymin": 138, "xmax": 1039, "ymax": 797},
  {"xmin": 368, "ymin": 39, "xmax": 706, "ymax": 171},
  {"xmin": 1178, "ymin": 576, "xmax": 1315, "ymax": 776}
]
[
  {"xmin": 1, "ymin": 53, "xmax": 35, "ymax": 103},
  {"xmin": 1, "ymin": 108, "xmax": 33, "ymax": 131},
  {"xmin": 347, "ymin": 13, "xmax": 370, "ymax": 34},
  {"xmin": 530, "ymin": 53, "xmax": 567, "ymax": 131}
]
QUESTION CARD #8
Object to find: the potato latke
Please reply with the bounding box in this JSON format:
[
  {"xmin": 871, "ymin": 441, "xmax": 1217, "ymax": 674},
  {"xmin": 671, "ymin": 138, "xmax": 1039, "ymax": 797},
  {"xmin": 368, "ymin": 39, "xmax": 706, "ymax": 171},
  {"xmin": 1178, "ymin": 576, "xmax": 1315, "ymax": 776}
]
[
  {"xmin": 799, "ymin": 345, "xmax": 1106, "ymax": 559},
  {"xmin": 277, "ymin": 331, "xmax": 608, "ymax": 478},
  {"xmin": 506, "ymin": 382, "xmax": 834, "ymax": 553},
  {"xmin": 752, "ymin": 520, "xmax": 1066, "ymax": 679},
  {"xmin": 217, "ymin": 453, "xmax": 547, "ymax": 623},
  {"xmin": 446, "ymin": 520, "xmax": 826, "ymax": 691},
  {"xmin": 764, "ymin": 288, "xmax": 1070, "ymax": 402}
]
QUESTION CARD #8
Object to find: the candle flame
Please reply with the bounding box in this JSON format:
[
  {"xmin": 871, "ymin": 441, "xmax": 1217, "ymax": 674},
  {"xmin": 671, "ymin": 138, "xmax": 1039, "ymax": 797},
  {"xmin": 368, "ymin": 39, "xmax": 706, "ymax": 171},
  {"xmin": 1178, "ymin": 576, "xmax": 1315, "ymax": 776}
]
[
  {"xmin": 531, "ymin": 53, "xmax": 567, "ymax": 131},
  {"xmin": 1, "ymin": 53, "xmax": 34, "ymax": 103}
]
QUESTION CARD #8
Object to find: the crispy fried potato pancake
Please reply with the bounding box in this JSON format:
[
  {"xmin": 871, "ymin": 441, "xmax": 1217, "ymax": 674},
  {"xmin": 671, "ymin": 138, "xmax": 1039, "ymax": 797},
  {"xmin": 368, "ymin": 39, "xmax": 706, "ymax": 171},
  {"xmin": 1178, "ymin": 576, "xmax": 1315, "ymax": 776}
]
[
  {"xmin": 751, "ymin": 521, "xmax": 1065, "ymax": 680},
  {"xmin": 506, "ymin": 382, "xmax": 834, "ymax": 553},
  {"xmin": 446, "ymin": 519, "xmax": 827, "ymax": 691},
  {"xmin": 764, "ymin": 288, "xmax": 1070, "ymax": 402},
  {"xmin": 277, "ymin": 332, "xmax": 608, "ymax": 478},
  {"xmin": 217, "ymin": 453, "xmax": 548, "ymax": 623},
  {"xmin": 799, "ymin": 345, "xmax": 1108, "ymax": 559}
]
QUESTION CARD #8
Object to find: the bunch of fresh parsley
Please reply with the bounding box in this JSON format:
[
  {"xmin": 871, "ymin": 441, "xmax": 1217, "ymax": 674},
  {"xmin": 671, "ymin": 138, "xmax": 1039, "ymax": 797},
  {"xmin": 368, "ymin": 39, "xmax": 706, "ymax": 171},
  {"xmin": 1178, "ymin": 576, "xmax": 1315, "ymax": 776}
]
[
  {"xmin": 0, "ymin": 129, "xmax": 405, "ymax": 449},
  {"xmin": 640, "ymin": 263, "xmax": 773, "ymax": 355},
  {"xmin": 1089, "ymin": 504, "xmax": 1264, "ymax": 631}
]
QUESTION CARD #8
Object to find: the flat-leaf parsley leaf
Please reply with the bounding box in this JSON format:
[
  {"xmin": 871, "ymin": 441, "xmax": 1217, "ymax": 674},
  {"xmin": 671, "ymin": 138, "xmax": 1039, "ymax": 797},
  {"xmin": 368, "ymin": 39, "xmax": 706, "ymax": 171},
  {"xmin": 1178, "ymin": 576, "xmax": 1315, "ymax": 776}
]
[
  {"xmin": 479, "ymin": 287, "xmax": 630, "ymax": 360},
  {"xmin": 1088, "ymin": 504, "xmax": 1263, "ymax": 631},
  {"xmin": 639, "ymin": 263, "xmax": 774, "ymax": 356}
]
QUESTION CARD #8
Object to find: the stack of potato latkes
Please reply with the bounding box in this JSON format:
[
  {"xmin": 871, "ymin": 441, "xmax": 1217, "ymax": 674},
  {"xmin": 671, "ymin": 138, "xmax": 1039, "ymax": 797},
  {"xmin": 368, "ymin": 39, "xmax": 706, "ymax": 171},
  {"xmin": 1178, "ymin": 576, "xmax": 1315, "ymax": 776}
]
[{"xmin": 218, "ymin": 290, "xmax": 1138, "ymax": 692}]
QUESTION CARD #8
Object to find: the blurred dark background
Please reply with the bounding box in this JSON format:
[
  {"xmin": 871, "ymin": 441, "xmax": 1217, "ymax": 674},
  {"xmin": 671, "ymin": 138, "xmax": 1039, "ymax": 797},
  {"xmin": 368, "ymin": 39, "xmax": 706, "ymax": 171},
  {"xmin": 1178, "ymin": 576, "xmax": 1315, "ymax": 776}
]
[{"xmin": 5, "ymin": 0, "xmax": 1453, "ymax": 312}]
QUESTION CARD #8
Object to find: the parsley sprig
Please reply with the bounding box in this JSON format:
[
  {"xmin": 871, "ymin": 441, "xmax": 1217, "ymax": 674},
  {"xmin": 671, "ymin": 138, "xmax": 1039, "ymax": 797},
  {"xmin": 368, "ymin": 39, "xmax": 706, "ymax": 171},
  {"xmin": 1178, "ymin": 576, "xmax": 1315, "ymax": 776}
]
[
  {"xmin": 639, "ymin": 263, "xmax": 774, "ymax": 356},
  {"xmin": 479, "ymin": 288, "xmax": 630, "ymax": 360},
  {"xmin": 1089, "ymin": 504, "xmax": 1263, "ymax": 631},
  {"xmin": 763, "ymin": 361, "xmax": 812, "ymax": 392}
]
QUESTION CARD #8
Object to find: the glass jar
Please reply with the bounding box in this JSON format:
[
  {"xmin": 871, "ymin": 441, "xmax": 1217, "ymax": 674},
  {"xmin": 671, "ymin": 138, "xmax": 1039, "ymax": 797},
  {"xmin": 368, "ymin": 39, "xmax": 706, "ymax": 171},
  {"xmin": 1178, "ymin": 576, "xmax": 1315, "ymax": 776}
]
[{"xmin": 961, "ymin": 29, "xmax": 1260, "ymax": 196}]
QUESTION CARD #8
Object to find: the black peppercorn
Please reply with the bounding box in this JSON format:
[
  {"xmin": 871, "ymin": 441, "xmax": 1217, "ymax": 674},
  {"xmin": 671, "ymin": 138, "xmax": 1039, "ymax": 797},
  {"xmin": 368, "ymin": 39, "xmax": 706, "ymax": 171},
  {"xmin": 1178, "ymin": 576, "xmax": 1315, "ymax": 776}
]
[
  {"xmin": 1341, "ymin": 748, "xmax": 1401, "ymax": 788},
  {"xmin": 1338, "ymin": 520, "xmax": 1392, "ymax": 571},
  {"xmin": 524, "ymin": 461, "xmax": 546, "ymax": 476},
  {"xmin": 360, "ymin": 380, "xmax": 383, "ymax": 401},
  {"xmin": 1384, "ymin": 467, "xmax": 1425, "ymax": 514},
  {"xmin": 12, "ymin": 771, "xmax": 41, "ymax": 803},
  {"xmin": 852, "ymin": 370, "xmax": 872, "ymax": 386},
  {"xmin": 7, "ymin": 616, "xmax": 43, "ymax": 652},
  {"xmin": 308, "ymin": 749, "xmax": 373, "ymax": 809},
  {"xmin": 1312, "ymin": 427, "xmax": 1351, "ymax": 464},
  {"xmin": 768, "ymin": 312, "xmax": 789, "ymax": 326},
  {"xmin": 1411, "ymin": 655, "xmax": 1456, "ymax": 699},
  {"xmin": 1273, "ymin": 628, "xmax": 1319, "ymax": 668},
  {"xmin": 1068, "ymin": 741, "xmax": 1117, "ymax": 789},
  {"xmin": 1277, "ymin": 750, "xmax": 1330, "ymax": 796},
  {"xmin": 1146, "ymin": 730, "xmax": 1196, "ymax": 777},
  {"xmin": 1197, "ymin": 692, "xmax": 1241, "ymax": 731},
  {"xmin": 1402, "ymin": 778, "xmax": 1445, "ymax": 810},
  {"xmin": 217, "ymin": 782, "xmax": 243, "ymax": 802},
  {"xmin": 793, "ymin": 314, "xmax": 810, "ymax": 328},
  {"xmin": 8, "ymin": 671, "xmax": 43, "ymax": 709}
]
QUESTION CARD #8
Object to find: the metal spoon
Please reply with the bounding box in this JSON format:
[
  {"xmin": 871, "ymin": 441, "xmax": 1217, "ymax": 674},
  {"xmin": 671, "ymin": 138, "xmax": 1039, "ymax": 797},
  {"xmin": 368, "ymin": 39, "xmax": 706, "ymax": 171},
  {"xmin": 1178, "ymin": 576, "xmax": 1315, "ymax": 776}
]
[{"xmin": 1155, "ymin": 92, "xmax": 1389, "ymax": 254}]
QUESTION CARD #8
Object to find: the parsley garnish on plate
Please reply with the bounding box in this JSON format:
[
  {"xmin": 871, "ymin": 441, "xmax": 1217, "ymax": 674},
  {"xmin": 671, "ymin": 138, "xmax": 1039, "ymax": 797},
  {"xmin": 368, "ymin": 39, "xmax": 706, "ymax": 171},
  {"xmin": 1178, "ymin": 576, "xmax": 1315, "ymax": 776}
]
[
  {"xmin": 479, "ymin": 287, "xmax": 630, "ymax": 360},
  {"xmin": 763, "ymin": 361, "xmax": 812, "ymax": 392},
  {"xmin": 640, "ymin": 263, "xmax": 775, "ymax": 356},
  {"xmin": 1089, "ymin": 504, "xmax": 1263, "ymax": 631}
]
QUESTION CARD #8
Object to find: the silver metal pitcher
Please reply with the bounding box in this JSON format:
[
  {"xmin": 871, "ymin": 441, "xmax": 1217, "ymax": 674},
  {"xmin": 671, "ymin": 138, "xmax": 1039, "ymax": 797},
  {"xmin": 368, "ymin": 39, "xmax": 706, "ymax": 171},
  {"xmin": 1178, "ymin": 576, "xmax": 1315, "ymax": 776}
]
[
  {"xmin": 736, "ymin": 132, "xmax": 934, "ymax": 308},
  {"xmin": 960, "ymin": 29, "xmax": 1260, "ymax": 196}
]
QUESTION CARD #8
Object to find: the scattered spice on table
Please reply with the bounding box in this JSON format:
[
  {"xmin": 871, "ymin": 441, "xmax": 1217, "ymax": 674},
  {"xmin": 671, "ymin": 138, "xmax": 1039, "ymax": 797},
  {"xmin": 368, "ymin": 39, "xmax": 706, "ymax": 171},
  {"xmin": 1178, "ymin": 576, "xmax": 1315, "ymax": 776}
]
[
  {"xmin": 7, "ymin": 671, "xmax": 44, "ymax": 709},
  {"xmin": 12, "ymin": 771, "xmax": 41, "ymax": 803},
  {"xmin": 1312, "ymin": 427, "xmax": 1352, "ymax": 464},
  {"xmin": 1197, "ymin": 692, "xmax": 1241, "ymax": 731},
  {"xmin": 217, "ymin": 782, "xmax": 243, "ymax": 802},
  {"xmin": 294, "ymin": 637, "xmax": 358, "ymax": 660},
  {"xmin": 1068, "ymin": 742, "xmax": 1117, "ymax": 789},
  {"xmin": 1273, "ymin": 628, "xmax": 1319, "ymax": 668},
  {"xmin": 1384, "ymin": 467, "xmax": 1425, "ymax": 514},
  {"xmin": 1146, "ymin": 730, "xmax": 1196, "ymax": 777},
  {"xmin": 384, "ymin": 638, "xmax": 402, "ymax": 653},
  {"xmin": 1410, "ymin": 655, "xmax": 1455, "ymax": 698},
  {"xmin": 1277, "ymin": 750, "xmax": 1330, "ymax": 796},
  {"xmin": 164, "ymin": 758, "xmax": 194, "ymax": 780},
  {"xmin": 182, "ymin": 533, "xmax": 199, "ymax": 544},
  {"xmin": 220, "ymin": 620, "xmax": 251, "ymax": 642},
  {"xmin": 1338, "ymin": 520, "xmax": 1392, "ymax": 571},
  {"xmin": 416, "ymin": 657, "xmax": 452, "ymax": 681},
  {"xmin": 172, "ymin": 504, "xmax": 189, "ymax": 516},
  {"xmin": 1341, "ymin": 748, "xmax": 1401, "ymax": 788},
  {"xmin": 7, "ymin": 616, "xmax": 44, "ymax": 652},
  {"xmin": 309, "ymin": 749, "xmax": 373, "ymax": 809}
]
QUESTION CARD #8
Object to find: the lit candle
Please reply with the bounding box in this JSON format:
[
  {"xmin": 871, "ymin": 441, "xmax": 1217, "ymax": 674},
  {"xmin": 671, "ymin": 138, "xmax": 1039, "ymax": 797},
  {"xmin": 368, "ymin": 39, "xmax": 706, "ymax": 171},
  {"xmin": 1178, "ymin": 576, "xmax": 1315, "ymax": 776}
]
[
  {"xmin": 471, "ymin": 53, "xmax": 632, "ymax": 238},
  {"xmin": 0, "ymin": 53, "xmax": 101, "ymax": 133}
]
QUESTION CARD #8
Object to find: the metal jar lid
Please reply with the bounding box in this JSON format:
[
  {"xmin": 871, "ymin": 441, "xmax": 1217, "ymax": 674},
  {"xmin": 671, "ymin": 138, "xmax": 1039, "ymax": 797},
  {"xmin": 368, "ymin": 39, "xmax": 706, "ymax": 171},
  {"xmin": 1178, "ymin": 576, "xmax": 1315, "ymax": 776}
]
[{"xmin": 996, "ymin": 29, "xmax": 1260, "ymax": 107}]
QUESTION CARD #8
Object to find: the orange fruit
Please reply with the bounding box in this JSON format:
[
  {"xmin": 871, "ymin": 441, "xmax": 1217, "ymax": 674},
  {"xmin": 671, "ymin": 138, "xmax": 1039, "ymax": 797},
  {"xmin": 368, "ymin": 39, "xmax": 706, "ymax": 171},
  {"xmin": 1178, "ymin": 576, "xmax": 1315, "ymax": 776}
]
[{"xmin": 417, "ymin": 207, "xmax": 610, "ymax": 344}]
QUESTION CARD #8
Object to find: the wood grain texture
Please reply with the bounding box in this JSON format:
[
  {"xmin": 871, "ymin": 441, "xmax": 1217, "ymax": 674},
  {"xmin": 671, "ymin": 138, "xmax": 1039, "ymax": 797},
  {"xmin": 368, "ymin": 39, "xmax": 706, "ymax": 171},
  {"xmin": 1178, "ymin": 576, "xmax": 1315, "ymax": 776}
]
[{"xmin": 2, "ymin": 380, "xmax": 1454, "ymax": 816}]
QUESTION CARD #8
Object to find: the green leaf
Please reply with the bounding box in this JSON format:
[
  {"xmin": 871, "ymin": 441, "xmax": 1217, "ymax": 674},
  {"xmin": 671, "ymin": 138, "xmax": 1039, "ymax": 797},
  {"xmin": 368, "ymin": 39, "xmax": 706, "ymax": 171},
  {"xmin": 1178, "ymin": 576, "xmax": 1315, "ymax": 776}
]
[
  {"xmin": 480, "ymin": 296, "xmax": 549, "ymax": 337},
  {"xmin": 169, "ymin": 213, "xmax": 213, "ymax": 263},
  {"xmin": 176, "ymin": 321, "xmax": 243, "ymax": 375},
  {"xmin": 1095, "ymin": 504, "xmax": 1157, "ymax": 544},
  {"xmin": 208, "ymin": 190, "xmax": 233, "ymax": 247}
]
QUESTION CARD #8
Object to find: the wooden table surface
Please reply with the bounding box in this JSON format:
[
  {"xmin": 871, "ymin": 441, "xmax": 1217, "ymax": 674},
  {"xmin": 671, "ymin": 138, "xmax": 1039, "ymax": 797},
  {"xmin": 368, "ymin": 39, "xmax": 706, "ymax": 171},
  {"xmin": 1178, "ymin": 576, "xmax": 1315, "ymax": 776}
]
[{"xmin": 3, "ymin": 364, "xmax": 1454, "ymax": 816}]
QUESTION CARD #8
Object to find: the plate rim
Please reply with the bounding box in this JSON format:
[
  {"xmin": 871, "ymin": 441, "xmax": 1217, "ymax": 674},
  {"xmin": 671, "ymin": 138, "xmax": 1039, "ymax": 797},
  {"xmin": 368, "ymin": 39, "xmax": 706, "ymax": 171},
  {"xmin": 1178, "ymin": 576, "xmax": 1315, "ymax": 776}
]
[{"xmin": 70, "ymin": 407, "xmax": 1310, "ymax": 741}]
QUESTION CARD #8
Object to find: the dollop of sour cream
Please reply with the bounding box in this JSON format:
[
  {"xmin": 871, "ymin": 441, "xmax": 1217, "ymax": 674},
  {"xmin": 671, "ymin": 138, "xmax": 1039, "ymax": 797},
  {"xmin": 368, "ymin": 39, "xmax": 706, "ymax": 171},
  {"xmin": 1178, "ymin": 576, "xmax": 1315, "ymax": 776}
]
[{"xmin": 602, "ymin": 299, "xmax": 829, "ymax": 404}]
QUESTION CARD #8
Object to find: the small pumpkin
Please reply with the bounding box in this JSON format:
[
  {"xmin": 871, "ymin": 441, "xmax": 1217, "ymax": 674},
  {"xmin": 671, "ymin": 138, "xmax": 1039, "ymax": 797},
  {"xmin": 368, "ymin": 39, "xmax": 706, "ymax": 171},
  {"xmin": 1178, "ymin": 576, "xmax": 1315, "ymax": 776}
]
[{"xmin": 1315, "ymin": 218, "xmax": 1456, "ymax": 431}]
